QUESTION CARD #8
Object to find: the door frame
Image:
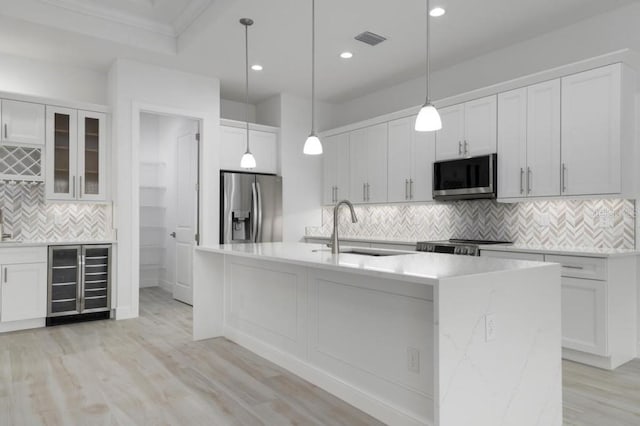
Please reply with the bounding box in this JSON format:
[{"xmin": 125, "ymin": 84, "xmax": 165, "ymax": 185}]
[{"xmin": 130, "ymin": 102, "xmax": 204, "ymax": 314}]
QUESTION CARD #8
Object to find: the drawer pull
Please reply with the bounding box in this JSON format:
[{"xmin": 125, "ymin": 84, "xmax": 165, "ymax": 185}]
[{"xmin": 563, "ymin": 265, "xmax": 585, "ymax": 270}]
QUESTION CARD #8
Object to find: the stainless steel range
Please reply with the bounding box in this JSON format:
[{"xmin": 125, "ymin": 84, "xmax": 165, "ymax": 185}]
[{"xmin": 416, "ymin": 239, "xmax": 512, "ymax": 256}]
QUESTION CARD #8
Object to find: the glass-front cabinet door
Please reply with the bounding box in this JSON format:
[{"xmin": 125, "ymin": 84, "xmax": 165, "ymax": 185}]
[
  {"xmin": 46, "ymin": 106, "xmax": 77, "ymax": 200},
  {"xmin": 78, "ymin": 111, "xmax": 106, "ymax": 201}
]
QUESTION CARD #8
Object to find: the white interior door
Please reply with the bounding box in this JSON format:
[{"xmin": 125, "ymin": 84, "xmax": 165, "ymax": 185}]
[{"xmin": 173, "ymin": 132, "xmax": 199, "ymax": 305}]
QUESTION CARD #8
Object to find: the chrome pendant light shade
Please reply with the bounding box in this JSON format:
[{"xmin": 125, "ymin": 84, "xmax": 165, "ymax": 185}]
[
  {"xmin": 303, "ymin": 0, "xmax": 323, "ymax": 155},
  {"xmin": 240, "ymin": 18, "xmax": 257, "ymax": 169},
  {"xmin": 415, "ymin": 0, "xmax": 442, "ymax": 132}
]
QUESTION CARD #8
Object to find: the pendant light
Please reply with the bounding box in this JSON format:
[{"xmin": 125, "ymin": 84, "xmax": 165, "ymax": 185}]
[
  {"xmin": 240, "ymin": 18, "xmax": 257, "ymax": 169},
  {"xmin": 303, "ymin": 0, "xmax": 323, "ymax": 155},
  {"xmin": 415, "ymin": 0, "xmax": 442, "ymax": 132}
]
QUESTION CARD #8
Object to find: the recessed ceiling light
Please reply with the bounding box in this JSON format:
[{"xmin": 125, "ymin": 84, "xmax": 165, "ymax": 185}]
[
  {"xmin": 251, "ymin": 64, "xmax": 263, "ymax": 71},
  {"xmin": 429, "ymin": 7, "xmax": 446, "ymax": 17},
  {"xmin": 340, "ymin": 52, "xmax": 353, "ymax": 59}
]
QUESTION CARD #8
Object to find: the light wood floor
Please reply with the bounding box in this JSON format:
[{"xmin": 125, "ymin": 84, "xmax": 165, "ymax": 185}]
[{"xmin": 1, "ymin": 287, "xmax": 639, "ymax": 425}]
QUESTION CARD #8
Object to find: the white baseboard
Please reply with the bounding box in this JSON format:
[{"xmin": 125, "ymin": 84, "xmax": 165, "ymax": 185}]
[
  {"xmin": 563, "ymin": 348, "xmax": 634, "ymax": 370},
  {"xmin": 115, "ymin": 306, "xmax": 137, "ymax": 320},
  {"xmin": 0, "ymin": 318, "xmax": 45, "ymax": 333},
  {"xmin": 224, "ymin": 326, "xmax": 432, "ymax": 426},
  {"xmin": 159, "ymin": 279, "xmax": 173, "ymax": 293}
]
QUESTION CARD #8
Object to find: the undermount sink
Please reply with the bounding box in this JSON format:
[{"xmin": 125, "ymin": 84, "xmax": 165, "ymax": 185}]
[{"xmin": 312, "ymin": 247, "xmax": 408, "ymax": 257}]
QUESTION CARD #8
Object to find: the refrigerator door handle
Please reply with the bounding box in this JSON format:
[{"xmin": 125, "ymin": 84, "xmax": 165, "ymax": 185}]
[
  {"xmin": 251, "ymin": 182, "xmax": 259, "ymax": 243},
  {"xmin": 255, "ymin": 181, "xmax": 263, "ymax": 243}
]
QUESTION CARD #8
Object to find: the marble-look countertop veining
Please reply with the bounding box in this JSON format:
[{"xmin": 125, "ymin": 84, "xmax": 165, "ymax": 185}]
[
  {"xmin": 0, "ymin": 240, "xmax": 117, "ymax": 248},
  {"xmin": 304, "ymin": 234, "xmax": 418, "ymax": 246},
  {"xmin": 480, "ymin": 244, "xmax": 639, "ymax": 258},
  {"xmin": 197, "ymin": 242, "xmax": 551, "ymax": 285}
]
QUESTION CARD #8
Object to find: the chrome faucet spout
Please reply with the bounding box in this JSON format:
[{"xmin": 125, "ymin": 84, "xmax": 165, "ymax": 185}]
[{"xmin": 329, "ymin": 200, "xmax": 358, "ymax": 254}]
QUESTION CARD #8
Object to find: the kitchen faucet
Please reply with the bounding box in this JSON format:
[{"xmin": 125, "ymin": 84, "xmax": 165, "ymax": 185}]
[{"xmin": 329, "ymin": 200, "xmax": 358, "ymax": 254}]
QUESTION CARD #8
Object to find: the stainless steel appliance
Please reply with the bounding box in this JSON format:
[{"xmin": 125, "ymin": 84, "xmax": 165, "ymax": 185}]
[
  {"xmin": 220, "ymin": 171, "xmax": 283, "ymax": 244},
  {"xmin": 433, "ymin": 154, "xmax": 497, "ymax": 201},
  {"xmin": 416, "ymin": 239, "xmax": 512, "ymax": 256},
  {"xmin": 47, "ymin": 244, "xmax": 112, "ymax": 326}
]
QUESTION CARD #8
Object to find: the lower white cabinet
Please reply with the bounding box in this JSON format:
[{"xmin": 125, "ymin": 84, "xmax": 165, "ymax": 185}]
[
  {"xmin": 0, "ymin": 247, "xmax": 47, "ymax": 325},
  {"xmin": 561, "ymin": 277, "xmax": 607, "ymax": 355},
  {"xmin": 481, "ymin": 248, "xmax": 636, "ymax": 369}
]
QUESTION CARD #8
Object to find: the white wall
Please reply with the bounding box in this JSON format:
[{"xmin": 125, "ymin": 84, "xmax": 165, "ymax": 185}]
[
  {"xmin": 256, "ymin": 93, "xmax": 334, "ymax": 242},
  {"xmin": 108, "ymin": 58, "xmax": 220, "ymax": 320},
  {"xmin": 0, "ymin": 52, "xmax": 107, "ymax": 105},
  {"xmin": 221, "ymin": 98, "xmax": 256, "ymax": 122},
  {"xmin": 332, "ymin": 1, "xmax": 640, "ymax": 128}
]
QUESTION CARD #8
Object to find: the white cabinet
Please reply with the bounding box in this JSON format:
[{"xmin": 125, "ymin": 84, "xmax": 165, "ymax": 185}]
[
  {"xmin": 435, "ymin": 95, "xmax": 496, "ymax": 161},
  {"xmin": 322, "ymin": 133, "xmax": 350, "ymax": 204},
  {"xmin": 497, "ymin": 80, "xmax": 560, "ymax": 199},
  {"xmin": 497, "ymin": 88, "xmax": 528, "ymax": 198},
  {"xmin": 1, "ymin": 263, "xmax": 47, "ymax": 323},
  {"xmin": 560, "ymin": 277, "xmax": 607, "ymax": 356},
  {"xmin": 1, "ymin": 99, "xmax": 45, "ymax": 145},
  {"xmin": 46, "ymin": 106, "xmax": 108, "ymax": 201},
  {"xmin": 387, "ymin": 117, "xmax": 435, "ymax": 202},
  {"xmin": 220, "ymin": 125, "xmax": 278, "ymax": 174},
  {"xmin": 349, "ymin": 123, "xmax": 388, "ymax": 203},
  {"xmin": 435, "ymin": 104, "xmax": 465, "ymax": 161},
  {"xmin": 561, "ymin": 64, "xmax": 622, "ymax": 196},
  {"xmin": 0, "ymin": 247, "xmax": 47, "ymax": 326},
  {"xmin": 527, "ymin": 80, "xmax": 561, "ymax": 197},
  {"xmin": 481, "ymin": 248, "xmax": 637, "ymax": 369}
]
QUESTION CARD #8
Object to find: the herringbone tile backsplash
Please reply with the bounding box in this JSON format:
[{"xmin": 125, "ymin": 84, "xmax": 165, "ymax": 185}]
[
  {"xmin": 0, "ymin": 183, "xmax": 112, "ymax": 241},
  {"xmin": 309, "ymin": 199, "xmax": 635, "ymax": 249}
]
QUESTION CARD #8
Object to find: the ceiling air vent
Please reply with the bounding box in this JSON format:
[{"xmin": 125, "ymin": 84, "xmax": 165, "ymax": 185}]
[{"xmin": 354, "ymin": 31, "xmax": 387, "ymax": 46}]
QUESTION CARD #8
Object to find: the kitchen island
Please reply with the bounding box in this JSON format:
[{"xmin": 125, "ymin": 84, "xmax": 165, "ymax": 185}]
[{"xmin": 193, "ymin": 242, "xmax": 562, "ymax": 426}]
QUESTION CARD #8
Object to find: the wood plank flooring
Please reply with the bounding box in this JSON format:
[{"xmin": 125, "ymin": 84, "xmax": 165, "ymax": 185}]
[{"xmin": 1, "ymin": 287, "xmax": 639, "ymax": 425}]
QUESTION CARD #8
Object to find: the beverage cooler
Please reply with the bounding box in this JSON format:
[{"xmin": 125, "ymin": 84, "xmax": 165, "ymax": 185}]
[{"xmin": 47, "ymin": 244, "xmax": 112, "ymax": 326}]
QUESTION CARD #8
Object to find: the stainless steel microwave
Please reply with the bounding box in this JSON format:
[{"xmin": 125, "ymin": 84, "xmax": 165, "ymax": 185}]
[{"xmin": 433, "ymin": 154, "xmax": 497, "ymax": 201}]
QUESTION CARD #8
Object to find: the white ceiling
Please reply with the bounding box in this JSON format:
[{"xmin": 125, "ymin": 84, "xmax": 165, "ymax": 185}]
[{"xmin": 0, "ymin": 0, "xmax": 636, "ymax": 104}]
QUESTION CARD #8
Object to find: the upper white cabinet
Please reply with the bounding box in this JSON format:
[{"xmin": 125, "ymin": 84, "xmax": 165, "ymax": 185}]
[
  {"xmin": 498, "ymin": 80, "xmax": 561, "ymax": 198},
  {"xmin": 220, "ymin": 125, "xmax": 278, "ymax": 174},
  {"xmin": 46, "ymin": 106, "xmax": 108, "ymax": 201},
  {"xmin": 1, "ymin": 100, "xmax": 45, "ymax": 146},
  {"xmin": 434, "ymin": 104, "xmax": 465, "ymax": 160},
  {"xmin": 387, "ymin": 117, "xmax": 435, "ymax": 202},
  {"xmin": 349, "ymin": 123, "xmax": 388, "ymax": 203},
  {"xmin": 322, "ymin": 133, "xmax": 350, "ymax": 205},
  {"xmin": 561, "ymin": 64, "xmax": 622, "ymax": 196},
  {"xmin": 436, "ymin": 95, "xmax": 497, "ymax": 161}
]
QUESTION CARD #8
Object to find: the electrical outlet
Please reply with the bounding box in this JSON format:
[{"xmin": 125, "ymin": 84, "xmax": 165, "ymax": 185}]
[
  {"xmin": 485, "ymin": 314, "xmax": 497, "ymax": 342},
  {"xmin": 407, "ymin": 347, "xmax": 420, "ymax": 373}
]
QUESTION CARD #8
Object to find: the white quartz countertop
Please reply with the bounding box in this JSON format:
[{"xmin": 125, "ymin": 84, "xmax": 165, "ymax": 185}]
[
  {"xmin": 305, "ymin": 235, "xmax": 639, "ymax": 258},
  {"xmin": 0, "ymin": 240, "xmax": 117, "ymax": 248},
  {"xmin": 480, "ymin": 244, "xmax": 639, "ymax": 258},
  {"xmin": 197, "ymin": 242, "xmax": 553, "ymax": 285}
]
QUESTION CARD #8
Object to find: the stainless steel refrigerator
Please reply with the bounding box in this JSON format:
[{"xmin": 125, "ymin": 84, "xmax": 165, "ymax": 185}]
[{"xmin": 220, "ymin": 172, "xmax": 283, "ymax": 244}]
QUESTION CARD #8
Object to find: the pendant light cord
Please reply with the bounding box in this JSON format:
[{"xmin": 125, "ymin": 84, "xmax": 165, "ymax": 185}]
[
  {"xmin": 426, "ymin": 0, "xmax": 431, "ymax": 104},
  {"xmin": 311, "ymin": 0, "xmax": 316, "ymax": 134},
  {"xmin": 245, "ymin": 21, "xmax": 251, "ymax": 152}
]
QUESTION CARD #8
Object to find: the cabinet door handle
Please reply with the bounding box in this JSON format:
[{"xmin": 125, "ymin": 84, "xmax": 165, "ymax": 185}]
[
  {"xmin": 563, "ymin": 265, "xmax": 584, "ymax": 270},
  {"xmin": 410, "ymin": 179, "xmax": 414, "ymax": 200},
  {"xmin": 527, "ymin": 167, "xmax": 532, "ymax": 194},
  {"xmin": 520, "ymin": 168, "xmax": 525, "ymax": 194},
  {"xmin": 79, "ymin": 176, "xmax": 83, "ymax": 198},
  {"xmin": 464, "ymin": 140, "xmax": 469, "ymax": 156},
  {"xmin": 3, "ymin": 267, "xmax": 7, "ymax": 283},
  {"xmin": 363, "ymin": 183, "xmax": 366, "ymax": 201},
  {"xmin": 73, "ymin": 176, "xmax": 76, "ymax": 198},
  {"xmin": 366, "ymin": 183, "xmax": 370, "ymax": 201},
  {"xmin": 405, "ymin": 179, "xmax": 409, "ymax": 200},
  {"xmin": 458, "ymin": 141, "xmax": 462, "ymax": 155},
  {"xmin": 3, "ymin": 124, "xmax": 7, "ymax": 139},
  {"xmin": 562, "ymin": 163, "xmax": 567, "ymax": 192},
  {"xmin": 334, "ymin": 186, "xmax": 338, "ymax": 203}
]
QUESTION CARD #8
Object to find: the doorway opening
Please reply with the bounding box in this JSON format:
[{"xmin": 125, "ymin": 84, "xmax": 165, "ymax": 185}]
[{"xmin": 138, "ymin": 112, "xmax": 200, "ymax": 306}]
